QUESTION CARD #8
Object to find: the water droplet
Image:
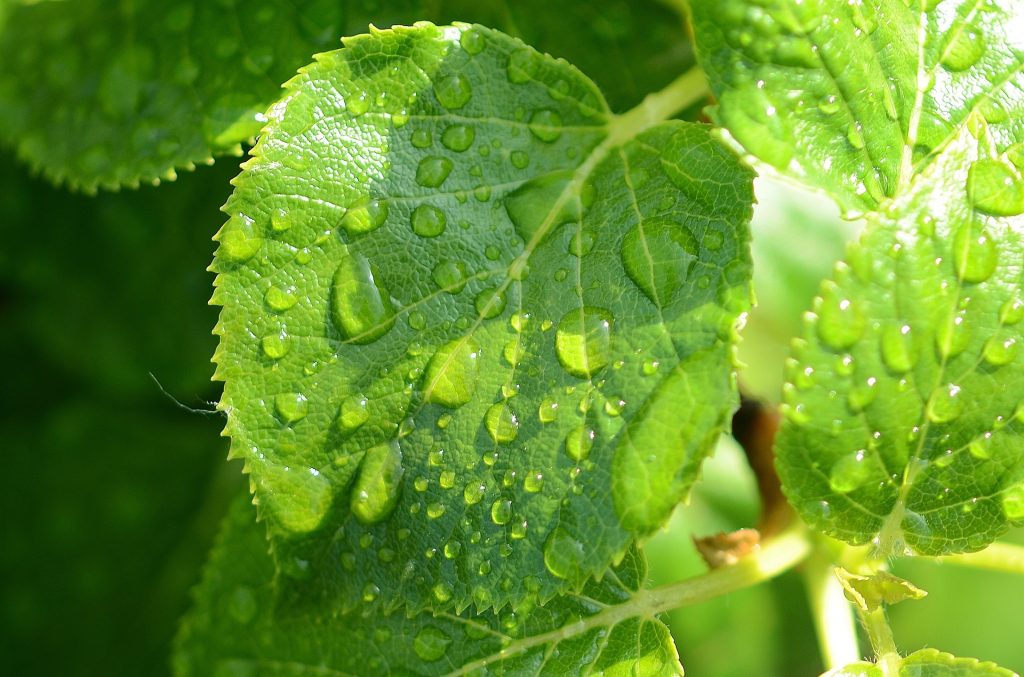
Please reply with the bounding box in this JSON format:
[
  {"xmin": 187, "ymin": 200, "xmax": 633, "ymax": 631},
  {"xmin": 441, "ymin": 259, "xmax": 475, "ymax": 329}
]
[
  {"xmin": 434, "ymin": 73, "xmax": 472, "ymax": 109},
  {"xmin": 555, "ymin": 307, "xmax": 612, "ymax": 378},
  {"xmin": 427, "ymin": 502, "xmax": 446, "ymax": 519},
  {"xmin": 439, "ymin": 470, "xmax": 455, "ymax": 489},
  {"xmin": 524, "ymin": 472, "xmax": 544, "ymax": 493},
  {"xmin": 362, "ymin": 582, "xmax": 380, "ymax": 602},
  {"xmin": 816, "ymin": 283, "xmax": 865, "ymax": 350},
  {"xmin": 261, "ymin": 332, "xmax": 289, "ymax": 359},
  {"xmin": 464, "ymin": 482, "xmax": 486, "ymax": 505},
  {"xmin": 275, "ymin": 393, "xmax": 307, "ymax": 423},
  {"xmin": 967, "ymin": 159, "xmax": 1024, "ymax": 216},
  {"xmin": 423, "ymin": 338, "xmax": 480, "ymax": 408},
  {"xmin": 504, "ymin": 170, "xmax": 581, "ymax": 244},
  {"xmin": 565, "ymin": 425, "xmax": 595, "ymax": 461},
  {"xmin": 485, "ymin": 402, "xmax": 519, "ymax": 443},
  {"xmin": 953, "ymin": 224, "xmax": 998, "ymax": 283},
  {"xmin": 511, "ymin": 520, "xmax": 528, "ymax": 539},
  {"xmin": 460, "ymin": 28, "xmax": 485, "ymax": 55},
  {"xmin": 413, "ymin": 626, "xmax": 451, "ymax": 662},
  {"xmin": 443, "ymin": 540, "xmax": 461, "ymax": 558},
  {"xmin": 474, "ymin": 287, "xmax": 507, "ymax": 319},
  {"xmin": 543, "ymin": 527, "xmax": 584, "ymax": 579},
  {"xmin": 1002, "ymin": 482, "xmax": 1024, "ymax": 521},
  {"xmin": 414, "ymin": 477, "xmax": 429, "ymax": 492},
  {"xmin": 441, "ymin": 124, "xmax": 474, "ymax": 152},
  {"xmin": 338, "ymin": 394, "xmax": 369, "ymax": 432},
  {"xmin": 411, "ymin": 128, "xmax": 432, "ymax": 148},
  {"xmin": 880, "ymin": 324, "xmax": 916, "ymax": 373},
  {"xmin": 568, "ymin": 230, "xmax": 595, "ymax": 257},
  {"xmin": 1001, "ymin": 296, "xmax": 1024, "ymax": 325},
  {"xmin": 408, "ymin": 311, "xmax": 427, "ymax": 331},
  {"xmin": 969, "ymin": 432, "xmax": 993, "ymax": 460},
  {"xmin": 490, "ymin": 498, "xmax": 513, "ymax": 525},
  {"xmin": 331, "ymin": 251, "xmax": 395, "ymax": 343},
  {"xmin": 511, "ymin": 150, "xmax": 530, "ymax": 169},
  {"xmin": 935, "ymin": 313, "xmax": 970, "ymax": 359},
  {"xmin": 539, "ymin": 398, "xmax": 559, "ymax": 423},
  {"xmin": 507, "ymin": 48, "xmax": 538, "ymax": 84},
  {"xmin": 217, "ymin": 215, "xmax": 263, "ymax": 263},
  {"xmin": 926, "ymin": 383, "xmax": 964, "ymax": 423},
  {"xmin": 350, "ymin": 441, "xmax": 404, "ymax": 524},
  {"xmin": 983, "ymin": 335, "xmax": 1017, "ymax": 366},
  {"xmin": 430, "ymin": 259, "xmax": 469, "ymax": 294},
  {"xmin": 828, "ymin": 450, "xmax": 872, "ymax": 493},
  {"xmin": 940, "ymin": 27, "xmax": 985, "ymax": 71},
  {"xmin": 416, "ymin": 156, "xmax": 454, "ymax": 188},
  {"xmin": 341, "ymin": 198, "xmax": 389, "ymax": 235},
  {"xmin": 265, "ymin": 286, "xmax": 298, "ymax": 312},
  {"xmin": 529, "ymin": 109, "xmax": 562, "ymax": 142},
  {"xmin": 621, "ymin": 219, "xmax": 698, "ymax": 306},
  {"xmin": 411, "ymin": 204, "xmax": 447, "ymax": 238}
]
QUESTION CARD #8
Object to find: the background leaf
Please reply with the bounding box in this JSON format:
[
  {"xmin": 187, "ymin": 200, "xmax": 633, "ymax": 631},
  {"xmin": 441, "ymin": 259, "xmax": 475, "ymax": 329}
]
[
  {"xmin": 829, "ymin": 648, "xmax": 1019, "ymax": 677},
  {"xmin": 775, "ymin": 124, "xmax": 1024, "ymax": 556},
  {"xmin": 0, "ymin": 0, "xmax": 693, "ymax": 191},
  {"xmin": 175, "ymin": 495, "xmax": 683, "ymax": 677},
  {"xmin": 689, "ymin": 0, "xmax": 1024, "ymax": 215},
  {"xmin": 211, "ymin": 22, "xmax": 753, "ymax": 613}
]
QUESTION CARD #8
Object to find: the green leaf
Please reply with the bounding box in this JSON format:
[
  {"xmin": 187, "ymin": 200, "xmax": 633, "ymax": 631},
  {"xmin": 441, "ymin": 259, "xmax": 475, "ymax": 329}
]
[
  {"xmin": 689, "ymin": 0, "xmax": 1024, "ymax": 215},
  {"xmin": 776, "ymin": 123, "xmax": 1024, "ymax": 556},
  {"xmin": 0, "ymin": 0, "xmax": 693, "ymax": 191},
  {"xmin": 174, "ymin": 496, "xmax": 684, "ymax": 677},
  {"xmin": 211, "ymin": 23, "xmax": 754, "ymax": 612},
  {"xmin": 828, "ymin": 648, "xmax": 1019, "ymax": 677},
  {"xmin": 834, "ymin": 568, "xmax": 926, "ymax": 613}
]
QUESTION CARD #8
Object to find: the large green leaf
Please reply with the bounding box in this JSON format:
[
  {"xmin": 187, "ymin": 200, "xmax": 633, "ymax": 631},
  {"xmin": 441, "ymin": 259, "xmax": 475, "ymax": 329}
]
[
  {"xmin": 0, "ymin": 0, "xmax": 692, "ymax": 191},
  {"xmin": 689, "ymin": 0, "xmax": 1024, "ymax": 215},
  {"xmin": 174, "ymin": 496, "xmax": 683, "ymax": 676},
  {"xmin": 829, "ymin": 648, "xmax": 1018, "ymax": 677},
  {"xmin": 211, "ymin": 23, "xmax": 754, "ymax": 612},
  {"xmin": 776, "ymin": 123, "xmax": 1024, "ymax": 556}
]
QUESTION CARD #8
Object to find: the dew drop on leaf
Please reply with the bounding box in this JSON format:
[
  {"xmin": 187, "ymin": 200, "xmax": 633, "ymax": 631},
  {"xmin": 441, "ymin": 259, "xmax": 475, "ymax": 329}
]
[
  {"xmin": 1000, "ymin": 296, "xmax": 1024, "ymax": 325},
  {"xmin": 816, "ymin": 283, "xmax": 865, "ymax": 350},
  {"xmin": 506, "ymin": 48, "xmax": 538, "ymax": 84},
  {"xmin": 261, "ymin": 332, "xmax": 289, "ymax": 360},
  {"xmin": 431, "ymin": 259, "xmax": 469, "ymax": 293},
  {"xmin": 926, "ymin": 383, "xmax": 964, "ymax": 424},
  {"xmin": 484, "ymin": 401, "xmax": 519, "ymax": 443},
  {"xmin": 967, "ymin": 159, "xmax": 1024, "ymax": 216},
  {"xmin": 524, "ymin": 472, "xmax": 544, "ymax": 493},
  {"xmin": 441, "ymin": 124, "xmax": 474, "ymax": 152},
  {"xmin": 423, "ymin": 338, "xmax": 481, "ymax": 408},
  {"xmin": 490, "ymin": 498, "xmax": 513, "ymax": 525},
  {"xmin": 621, "ymin": 219, "xmax": 698, "ymax": 306},
  {"xmin": 337, "ymin": 394, "xmax": 369, "ymax": 433},
  {"xmin": 463, "ymin": 482, "xmax": 486, "ymax": 505},
  {"xmin": 415, "ymin": 156, "xmax": 454, "ymax": 188},
  {"xmin": 983, "ymin": 336, "xmax": 1018, "ymax": 366},
  {"xmin": 217, "ymin": 215, "xmax": 263, "ymax": 263},
  {"xmin": 341, "ymin": 198, "xmax": 389, "ymax": 235},
  {"xmin": 538, "ymin": 398, "xmax": 559, "ymax": 423},
  {"xmin": 543, "ymin": 527, "xmax": 585, "ymax": 579},
  {"xmin": 528, "ymin": 109, "xmax": 563, "ymax": 142},
  {"xmin": 330, "ymin": 251, "xmax": 395, "ymax": 343},
  {"xmin": 555, "ymin": 307, "xmax": 613, "ymax": 378},
  {"xmin": 940, "ymin": 27, "xmax": 985, "ymax": 71},
  {"xmin": 828, "ymin": 450, "xmax": 872, "ymax": 494},
  {"xmin": 504, "ymin": 170, "xmax": 579, "ymax": 244},
  {"xmin": 1002, "ymin": 482, "xmax": 1024, "ymax": 521},
  {"xmin": 274, "ymin": 392, "xmax": 308, "ymax": 423},
  {"xmin": 953, "ymin": 225, "xmax": 998, "ymax": 283},
  {"xmin": 350, "ymin": 441, "xmax": 405, "ymax": 525},
  {"xmin": 265, "ymin": 286, "xmax": 298, "ymax": 312},
  {"xmin": 433, "ymin": 73, "xmax": 472, "ymax": 109},
  {"xmin": 935, "ymin": 314, "xmax": 970, "ymax": 359},
  {"xmin": 474, "ymin": 287, "xmax": 507, "ymax": 319},
  {"xmin": 565, "ymin": 424, "xmax": 595, "ymax": 461},
  {"xmin": 880, "ymin": 323, "xmax": 916, "ymax": 373}
]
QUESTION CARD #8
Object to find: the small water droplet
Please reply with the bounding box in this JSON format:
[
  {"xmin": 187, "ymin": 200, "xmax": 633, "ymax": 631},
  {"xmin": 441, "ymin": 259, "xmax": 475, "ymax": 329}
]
[
  {"xmin": 411, "ymin": 128, "xmax": 432, "ymax": 148},
  {"xmin": 464, "ymin": 482, "xmax": 486, "ymax": 505},
  {"xmin": 511, "ymin": 150, "xmax": 530, "ymax": 169},
  {"xmin": 434, "ymin": 72, "xmax": 472, "ymax": 109},
  {"xmin": 331, "ymin": 251, "xmax": 395, "ymax": 343},
  {"xmin": 529, "ymin": 109, "xmax": 562, "ymax": 142},
  {"xmin": 416, "ymin": 156, "xmax": 454, "ymax": 188},
  {"xmin": 935, "ymin": 313, "xmax": 970, "ymax": 359},
  {"xmin": 341, "ymin": 198, "xmax": 389, "ymax": 235},
  {"xmin": 474, "ymin": 287, "xmax": 507, "ymax": 319},
  {"xmin": 969, "ymin": 432, "xmax": 993, "ymax": 460},
  {"xmin": 555, "ymin": 307, "xmax": 612, "ymax": 378},
  {"xmin": 543, "ymin": 527, "xmax": 584, "ymax": 579},
  {"xmin": 427, "ymin": 502, "xmax": 446, "ymax": 519},
  {"xmin": 1000, "ymin": 296, "xmax": 1024, "ymax": 325},
  {"xmin": 926, "ymin": 383, "xmax": 964, "ymax": 423},
  {"xmin": 275, "ymin": 392, "xmax": 307, "ymax": 423},
  {"xmin": 879, "ymin": 324, "xmax": 915, "ymax": 373},
  {"xmin": 441, "ymin": 124, "xmax": 474, "ymax": 152},
  {"xmin": 413, "ymin": 626, "xmax": 452, "ymax": 662},
  {"xmin": 444, "ymin": 540, "xmax": 461, "ymax": 558},
  {"xmin": 524, "ymin": 472, "xmax": 544, "ymax": 493},
  {"xmin": 411, "ymin": 204, "xmax": 447, "ymax": 237},
  {"xmin": 261, "ymin": 331, "xmax": 289, "ymax": 359},
  {"xmin": 485, "ymin": 402, "xmax": 519, "ymax": 443},
  {"xmin": 423, "ymin": 338, "xmax": 480, "ymax": 408},
  {"xmin": 568, "ymin": 230, "xmax": 595, "ymax": 257},
  {"xmin": 621, "ymin": 219, "xmax": 698, "ymax": 306},
  {"xmin": 816, "ymin": 283, "xmax": 865, "ymax": 350},
  {"xmin": 1002, "ymin": 482, "xmax": 1024, "ymax": 521},
  {"xmin": 460, "ymin": 28, "xmax": 485, "ymax": 54},
  {"xmin": 338, "ymin": 394, "xmax": 369, "ymax": 432},
  {"xmin": 362, "ymin": 582, "xmax": 380, "ymax": 602},
  {"xmin": 983, "ymin": 335, "xmax": 1017, "ymax": 366},
  {"xmin": 506, "ymin": 49, "xmax": 538, "ymax": 84},
  {"xmin": 940, "ymin": 26, "xmax": 985, "ymax": 71},
  {"xmin": 504, "ymin": 170, "xmax": 581, "ymax": 244},
  {"xmin": 265, "ymin": 286, "xmax": 298, "ymax": 312},
  {"xmin": 539, "ymin": 398, "xmax": 559, "ymax": 423},
  {"xmin": 350, "ymin": 441, "xmax": 404, "ymax": 524}
]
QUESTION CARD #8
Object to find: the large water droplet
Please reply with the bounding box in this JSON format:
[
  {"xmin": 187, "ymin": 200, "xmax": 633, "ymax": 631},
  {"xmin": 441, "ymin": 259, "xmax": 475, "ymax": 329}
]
[
  {"xmin": 1002, "ymin": 482, "xmax": 1024, "ymax": 521},
  {"xmin": 953, "ymin": 224, "xmax": 998, "ymax": 283},
  {"xmin": 828, "ymin": 450, "xmax": 872, "ymax": 493},
  {"xmin": 880, "ymin": 324, "xmax": 916, "ymax": 373},
  {"xmin": 529, "ymin": 109, "xmax": 563, "ymax": 142},
  {"xmin": 441, "ymin": 125, "xmax": 474, "ymax": 152},
  {"xmin": 416, "ymin": 156, "xmax": 453, "ymax": 188},
  {"xmin": 926, "ymin": 383, "xmax": 964, "ymax": 423},
  {"xmin": 261, "ymin": 332, "xmax": 289, "ymax": 359},
  {"xmin": 432, "ymin": 259, "xmax": 469, "ymax": 293},
  {"xmin": 265, "ymin": 286, "xmax": 298, "ymax": 312},
  {"xmin": 490, "ymin": 498, "xmax": 513, "ymax": 525},
  {"xmin": 331, "ymin": 251, "xmax": 395, "ymax": 343},
  {"xmin": 565, "ymin": 424, "xmax": 595, "ymax": 461},
  {"xmin": 940, "ymin": 27, "xmax": 985, "ymax": 71},
  {"xmin": 539, "ymin": 398, "xmax": 559, "ymax": 423},
  {"xmin": 350, "ymin": 441, "xmax": 405, "ymax": 525},
  {"xmin": 967, "ymin": 159, "xmax": 1024, "ymax": 216},
  {"xmin": 1000, "ymin": 296, "xmax": 1024, "ymax": 325},
  {"xmin": 464, "ymin": 482, "xmax": 486, "ymax": 505},
  {"xmin": 341, "ymin": 198, "xmax": 389, "ymax": 235},
  {"xmin": 434, "ymin": 73, "xmax": 472, "ymax": 109},
  {"xmin": 504, "ymin": 170, "xmax": 580, "ymax": 244},
  {"xmin": 474, "ymin": 287, "xmax": 507, "ymax": 319},
  {"xmin": 423, "ymin": 338, "xmax": 480, "ymax": 408},
  {"xmin": 816, "ymin": 283, "xmax": 865, "ymax": 350},
  {"xmin": 621, "ymin": 219, "xmax": 698, "ymax": 306},
  {"xmin": 338, "ymin": 394, "xmax": 369, "ymax": 433},
  {"xmin": 460, "ymin": 28, "xmax": 485, "ymax": 55},
  {"xmin": 507, "ymin": 49, "xmax": 539, "ymax": 84},
  {"xmin": 217, "ymin": 215, "xmax": 263, "ymax": 263},
  {"xmin": 555, "ymin": 307, "xmax": 612, "ymax": 378},
  {"xmin": 543, "ymin": 527, "xmax": 584, "ymax": 579},
  {"xmin": 275, "ymin": 392, "xmax": 308, "ymax": 423},
  {"xmin": 485, "ymin": 401, "xmax": 519, "ymax": 443},
  {"xmin": 411, "ymin": 204, "xmax": 447, "ymax": 238},
  {"xmin": 983, "ymin": 335, "xmax": 1017, "ymax": 366},
  {"xmin": 935, "ymin": 314, "xmax": 969, "ymax": 359},
  {"xmin": 413, "ymin": 626, "xmax": 452, "ymax": 662}
]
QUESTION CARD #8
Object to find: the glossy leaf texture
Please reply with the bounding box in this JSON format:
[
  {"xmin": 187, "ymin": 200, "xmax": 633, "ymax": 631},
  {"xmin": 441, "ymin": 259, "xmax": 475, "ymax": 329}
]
[
  {"xmin": 0, "ymin": 0, "xmax": 693, "ymax": 192},
  {"xmin": 210, "ymin": 23, "xmax": 754, "ymax": 613},
  {"xmin": 776, "ymin": 123, "xmax": 1024, "ymax": 556},
  {"xmin": 829, "ymin": 648, "xmax": 1019, "ymax": 677},
  {"xmin": 689, "ymin": 0, "xmax": 1024, "ymax": 215},
  {"xmin": 174, "ymin": 496, "xmax": 683, "ymax": 676}
]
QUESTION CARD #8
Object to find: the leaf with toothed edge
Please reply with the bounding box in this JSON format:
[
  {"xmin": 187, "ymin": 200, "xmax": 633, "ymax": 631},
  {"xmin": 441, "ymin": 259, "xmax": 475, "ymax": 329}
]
[
  {"xmin": 689, "ymin": 0, "xmax": 1024, "ymax": 216},
  {"xmin": 210, "ymin": 23, "xmax": 754, "ymax": 614},
  {"xmin": 776, "ymin": 122, "xmax": 1024, "ymax": 557},
  {"xmin": 173, "ymin": 495, "xmax": 684, "ymax": 677},
  {"xmin": 828, "ymin": 648, "xmax": 1019, "ymax": 677},
  {"xmin": 0, "ymin": 0, "xmax": 694, "ymax": 192}
]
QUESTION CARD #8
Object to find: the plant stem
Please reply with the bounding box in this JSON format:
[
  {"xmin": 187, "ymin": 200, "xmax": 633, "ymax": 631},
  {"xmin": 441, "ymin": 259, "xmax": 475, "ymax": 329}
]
[
  {"xmin": 607, "ymin": 67, "xmax": 709, "ymax": 146},
  {"xmin": 935, "ymin": 541, "xmax": 1024, "ymax": 574},
  {"xmin": 803, "ymin": 549, "xmax": 860, "ymax": 670},
  {"xmin": 861, "ymin": 607, "xmax": 901, "ymax": 677}
]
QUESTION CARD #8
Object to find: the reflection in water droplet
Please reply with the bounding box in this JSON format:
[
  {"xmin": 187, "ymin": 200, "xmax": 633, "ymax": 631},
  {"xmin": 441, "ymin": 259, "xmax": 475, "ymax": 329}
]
[
  {"xmin": 350, "ymin": 441, "xmax": 404, "ymax": 525},
  {"xmin": 485, "ymin": 402, "xmax": 519, "ymax": 443},
  {"xmin": 555, "ymin": 307, "xmax": 612, "ymax": 378},
  {"xmin": 543, "ymin": 527, "xmax": 584, "ymax": 579},
  {"xmin": 331, "ymin": 251, "xmax": 395, "ymax": 343},
  {"xmin": 265, "ymin": 286, "xmax": 298, "ymax": 312},
  {"xmin": 474, "ymin": 287, "xmax": 507, "ymax": 319},
  {"xmin": 413, "ymin": 626, "xmax": 452, "ymax": 662},
  {"xmin": 464, "ymin": 482, "xmax": 486, "ymax": 505},
  {"xmin": 539, "ymin": 398, "xmax": 559, "ymax": 423},
  {"xmin": 490, "ymin": 498, "xmax": 513, "ymax": 525},
  {"xmin": 261, "ymin": 332, "xmax": 289, "ymax": 359},
  {"xmin": 423, "ymin": 338, "xmax": 481, "ymax": 408},
  {"xmin": 460, "ymin": 28, "xmax": 485, "ymax": 55},
  {"xmin": 524, "ymin": 472, "xmax": 544, "ymax": 493},
  {"xmin": 983, "ymin": 335, "xmax": 1017, "ymax": 366}
]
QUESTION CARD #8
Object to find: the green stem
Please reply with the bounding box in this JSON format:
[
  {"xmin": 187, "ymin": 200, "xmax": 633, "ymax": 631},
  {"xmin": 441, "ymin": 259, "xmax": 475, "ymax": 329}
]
[
  {"xmin": 935, "ymin": 541, "xmax": 1024, "ymax": 574},
  {"xmin": 607, "ymin": 67, "xmax": 709, "ymax": 146},
  {"xmin": 803, "ymin": 549, "xmax": 860, "ymax": 670},
  {"xmin": 861, "ymin": 607, "xmax": 901, "ymax": 677}
]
